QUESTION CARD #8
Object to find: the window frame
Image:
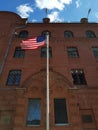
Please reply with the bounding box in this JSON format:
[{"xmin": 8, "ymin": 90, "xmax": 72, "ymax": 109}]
[
  {"xmin": 86, "ymin": 30, "xmax": 96, "ymax": 38},
  {"xmin": 18, "ymin": 30, "xmax": 28, "ymax": 38},
  {"xmin": 71, "ymin": 69, "xmax": 87, "ymax": 85},
  {"xmin": 80, "ymin": 109, "xmax": 95, "ymax": 125},
  {"xmin": 13, "ymin": 47, "xmax": 25, "ymax": 58},
  {"xmin": 92, "ymin": 47, "xmax": 98, "ymax": 58},
  {"xmin": 82, "ymin": 114, "xmax": 93, "ymax": 123},
  {"xmin": 54, "ymin": 98, "xmax": 69, "ymax": 126},
  {"xmin": 67, "ymin": 47, "xmax": 79, "ymax": 58},
  {"xmin": 41, "ymin": 46, "xmax": 52, "ymax": 58},
  {"xmin": 6, "ymin": 70, "xmax": 21, "ymax": 86},
  {"xmin": 64, "ymin": 31, "xmax": 74, "ymax": 38},
  {"xmin": 26, "ymin": 98, "xmax": 41, "ymax": 126},
  {"xmin": 42, "ymin": 30, "xmax": 51, "ymax": 38}
]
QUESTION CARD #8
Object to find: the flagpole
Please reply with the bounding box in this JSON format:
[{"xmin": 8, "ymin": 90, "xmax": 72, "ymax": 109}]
[
  {"xmin": 87, "ymin": 8, "xmax": 91, "ymax": 19},
  {"xmin": 46, "ymin": 32, "xmax": 49, "ymax": 130}
]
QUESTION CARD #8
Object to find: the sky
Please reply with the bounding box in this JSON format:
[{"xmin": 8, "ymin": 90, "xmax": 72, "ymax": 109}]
[{"xmin": 0, "ymin": 0, "xmax": 98, "ymax": 23}]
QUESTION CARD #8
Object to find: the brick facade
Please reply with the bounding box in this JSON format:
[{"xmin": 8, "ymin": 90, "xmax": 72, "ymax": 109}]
[{"xmin": 0, "ymin": 11, "xmax": 98, "ymax": 130}]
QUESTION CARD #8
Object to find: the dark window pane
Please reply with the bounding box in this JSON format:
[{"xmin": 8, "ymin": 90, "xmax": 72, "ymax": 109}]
[
  {"xmin": 72, "ymin": 73, "xmax": 79, "ymax": 84},
  {"xmin": 7, "ymin": 75, "xmax": 14, "ymax": 85},
  {"xmin": 64, "ymin": 31, "xmax": 73, "ymax": 38},
  {"xmin": 27, "ymin": 99, "xmax": 41, "ymax": 126},
  {"xmin": 15, "ymin": 75, "xmax": 21, "ymax": 85},
  {"xmin": 54, "ymin": 98, "xmax": 68, "ymax": 125},
  {"xmin": 92, "ymin": 47, "xmax": 98, "ymax": 57},
  {"xmin": 71, "ymin": 69, "xmax": 87, "ymax": 85},
  {"xmin": 67, "ymin": 47, "xmax": 79, "ymax": 58},
  {"xmin": 7, "ymin": 70, "xmax": 21, "ymax": 86},
  {"xmin": 18, "ymin": 30, "xmax": 28, "ymax": 38},
  {"xmin": 13, "ymin": 47, "xmax": 25, "ymax": 58},
  {"xmin": 41, "ymin": 47, "xmax": 46, "ymax": 57},
  {"xmin": 41, "ymin": 47, "xmax": 52, "ymax": 58},
  {"xmin": 82, "ymin": 115, "xmax": 93, "ymax": 123},
  {"xmin": 42, "ymin": 30, "xmax": 51, "ymax": 38},
  {"xmin": 86, "ymin": 31, "xmax": 96, "ymax": 38},
  {"xmin": 79, "ymin": 73, "xmax": 87, "ymax": 85}
]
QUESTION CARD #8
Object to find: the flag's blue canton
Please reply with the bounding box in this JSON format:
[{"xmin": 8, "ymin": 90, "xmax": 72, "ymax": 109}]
[{"xmin": 37, "ymin": 36, "xmax": 45, "ymax": 43}]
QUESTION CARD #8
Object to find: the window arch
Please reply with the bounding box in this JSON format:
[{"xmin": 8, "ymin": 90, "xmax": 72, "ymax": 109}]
[
  {"xmin": 18, "ymin": 30, "xmax": 29, "ymax": 38},
  {"xmin": 64, "ymin": 31, "xmax": 74, "ymax": 38},
  {"xmin": 42, "ymin": 30, "xmax": 51, "ymax": 37},
  {"xmin": 86, "ymin": 30, "xmax": 96, "ymax": 38}
]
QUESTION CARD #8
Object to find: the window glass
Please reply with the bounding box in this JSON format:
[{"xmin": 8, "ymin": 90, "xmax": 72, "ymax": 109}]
[
  {"xmin": 71, "ymin": 69, "xmax": 87, "ymax": 85},
  {"xmin": 67, "ymin": 47, "xmax": 79, "ymax": 58},
  {"xmin": 86, "ymin": 30, "xmax": 96, "ymax": 38},
  {"xmin": 92, "ymin": 47, "xmax": 98, "ymax": 57},
  {"xmin": 54, "ymin": 98, "xmax": 68, "ymax": 125},
  {"xmin": 42, "ymin": 30, "xmax": 51, "ymax": 37},
  {"xmin": 41, "ymin": 47, "xmax": 52, "ymax": 58},
  {"xmin": 18, "ymin": 30, "xmax": 28, "ymax": 38},
  {"xmin": 13, "ymin": 47, "xmax": 25, "ymax": 58},
  {"xmin": 7, "ymin": 70, "xmax": 21, "ymax": 86},
  {"xmin": 26, "ymin": 99, "xmax": 41, "ymax": 126},
  {"xmin": 64, "ymin": 31, "xmax": 73, "ymax": 38}
]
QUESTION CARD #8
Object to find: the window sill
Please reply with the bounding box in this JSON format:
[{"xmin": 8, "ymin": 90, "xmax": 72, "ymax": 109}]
[
  {"xmin": 73, "ymin": 85, "xmax": 88, "ymax": 89},
  {"xmin": 55, "ymin": 123, "xmax": 69, "ymax": 126},
  {"xmin": 27, "ymin": 124, "xmax": 40, "ymax": 127}
]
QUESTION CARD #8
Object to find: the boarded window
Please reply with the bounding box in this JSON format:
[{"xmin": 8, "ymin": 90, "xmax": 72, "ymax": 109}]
[
  {"xmin": 54, "ymin": 98, "xmax": 68, "ymax": 125},
  {"xmin": 82, "ymin": 115, "xmax": 93, "ymax": 123},
  {"xmin": 0, "ymin": 110, "xmax": 12, "ymax": 125}
]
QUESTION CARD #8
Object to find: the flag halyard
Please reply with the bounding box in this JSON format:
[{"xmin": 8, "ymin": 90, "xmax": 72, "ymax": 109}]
[{"xmin": 21, "ymin": 36, "xmax": 46, "ymax": 50}]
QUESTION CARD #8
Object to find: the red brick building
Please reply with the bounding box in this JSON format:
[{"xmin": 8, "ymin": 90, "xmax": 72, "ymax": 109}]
[{"xmin": 0, "ymin": 11, "xmax": 98, "ymax": 130}]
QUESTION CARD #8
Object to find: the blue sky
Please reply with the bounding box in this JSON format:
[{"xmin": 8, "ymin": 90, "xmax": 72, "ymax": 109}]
[{"xmin": 0, "ymin": 0, "xmax": 98, "ymax": 23}]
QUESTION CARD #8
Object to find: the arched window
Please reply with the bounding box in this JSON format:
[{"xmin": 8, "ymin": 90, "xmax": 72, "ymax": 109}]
[
  {"xmin": 18, "ymin": 30, "xmax": 28, "ymax": 38},
  {"xmin": 64, "ymin": 31, "xmax": 73, "ymax": 38},
  {"xmin": 86, "ymin": 30, "xmax": 96, "ymax": 38},
  {"xmin": 42, "ymin": 30, "xmax": 51, "ymax": 37}
]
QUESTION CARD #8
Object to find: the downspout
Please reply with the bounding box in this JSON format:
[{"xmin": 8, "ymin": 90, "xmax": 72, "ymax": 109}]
[{"xmin": 0, "ymin": 20, "xmax": 27, "ymax": 75}]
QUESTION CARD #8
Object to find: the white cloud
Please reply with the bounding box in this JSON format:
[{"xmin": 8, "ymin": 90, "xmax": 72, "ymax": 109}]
[
  {"xmin": 75, "ymin": 0, "xmax": 81, "ymax": 8},
  {"xmin": 35, "ymin": 0, "xmax": 72, "ymax": 10},
  {"xmin": 16, "ymin": 4, "xmax": 33, "ymax": 18},
  {"xmin": 95, "ymin": 12, "xmax": 98, "ymax": 19},
  {"xmin": 47, "ymin": 11, "xmax": 64, "ymax": 22},
  {"xmin": 32, "ymin": 19, "xmax": 37, "ymax": 22}
]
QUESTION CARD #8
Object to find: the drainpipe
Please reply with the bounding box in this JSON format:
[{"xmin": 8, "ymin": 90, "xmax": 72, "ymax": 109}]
[{"xmin": 0, "ymin": 20, "xmax": 27, "ymax": 75}]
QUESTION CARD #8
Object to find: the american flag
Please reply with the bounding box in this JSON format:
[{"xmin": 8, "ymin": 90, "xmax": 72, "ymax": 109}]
[{"xmin": 21, "ymin": 36, "xmax": 46, "ymax": 50}]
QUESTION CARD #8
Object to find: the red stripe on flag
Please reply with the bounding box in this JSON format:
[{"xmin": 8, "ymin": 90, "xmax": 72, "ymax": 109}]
[{"xmin": 20, "ymin": 36, "xmax": 45, "ymax": 50}]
